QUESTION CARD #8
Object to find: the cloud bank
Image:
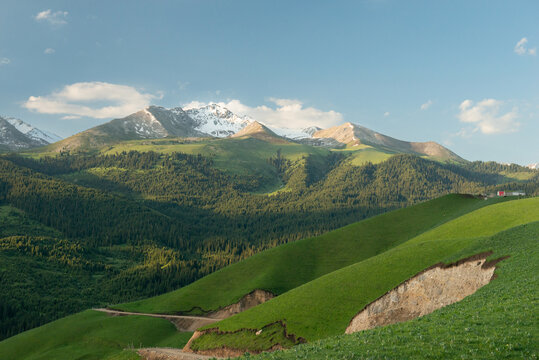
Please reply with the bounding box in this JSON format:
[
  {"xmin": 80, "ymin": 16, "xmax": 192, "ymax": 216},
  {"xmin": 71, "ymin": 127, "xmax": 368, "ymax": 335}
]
[
  {"xmin": 183, "ymin": 98, "xmax": 343, "ymax": 128},
  {"xmin": 458, "ymin": 99, "xmax": 519, "ymax": 135},
  {"xmin": 23, "ymin": 81, "xmax": 160, "ymax": 119},
  {"xmin": 35, "ymin": 9, "xmax": 68, "ymax": 25}
]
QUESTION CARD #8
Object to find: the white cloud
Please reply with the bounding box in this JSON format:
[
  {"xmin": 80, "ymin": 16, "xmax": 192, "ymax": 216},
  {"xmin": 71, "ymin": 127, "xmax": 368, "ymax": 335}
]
[
  {"xmin": 44, "ymin": 48, "xmax": 55, "ymax": 55},
  {"xmin": 514, "ymin": 37, "xmax": 536, "ymax": 56},
  {"xmin": 457, "ymin": 99, "xmax": 519, "ymax": 135},
  {"xmin": 23, "ymin": 81, "xmax": 160, "ymax": 119},
  {"xmin": 0, "ymin": 57, "xmax": 10, "ymax": 66},
  {"xmin": 35, "ymin": 9, "xmax": 68, "ymax": 25},
  {"xmin": 420, "ymin": 100, "xmax": 433, "ymax": 110},
  {"xmin": 383, "ymin": 111, "xmax": 390, "ymax": 117},
  {"xmin": 183, "ymin": 98, "xmax": 343, "ymax": 128}
]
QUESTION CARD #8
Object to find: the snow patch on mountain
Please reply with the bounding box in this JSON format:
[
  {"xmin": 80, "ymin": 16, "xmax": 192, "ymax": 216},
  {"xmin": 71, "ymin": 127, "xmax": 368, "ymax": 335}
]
[
  {"xmin": 269, "ymin": 126, "xmax": 322, "ymax": 140},
  {"xmin": 185, "ymin": 104, "xmax": 253, "ymax": 137},
  {"xmin": 5, "ymin": 117, "xmax": 62, "ymax": 144},
  {"xmin": 527, "ymin": 163, "xmax": 539, "ymax": 170}
]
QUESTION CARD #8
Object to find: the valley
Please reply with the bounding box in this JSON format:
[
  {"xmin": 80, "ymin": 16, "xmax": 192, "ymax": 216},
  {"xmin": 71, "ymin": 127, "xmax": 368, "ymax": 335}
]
[
  {"xmin": 2, "ymin": 3, "xmax": 538, "ymax": 358},
  {"xmin": 0, "ymin": 104, "xmax": 537, "ymax": 359}
]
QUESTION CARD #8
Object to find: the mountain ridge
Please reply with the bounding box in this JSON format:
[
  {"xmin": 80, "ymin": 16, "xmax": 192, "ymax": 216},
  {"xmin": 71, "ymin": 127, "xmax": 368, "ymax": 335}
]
[
  {"xmin": 0, "ymin": 116, "xmax": 62, "ymax": 151},
  {"xmin": 31, "ymin": 103, "xmax": 464, "ymax": 163},
  {"xmin": 313, "ymin": 122, "xmax": 463, "ymax": 162}
]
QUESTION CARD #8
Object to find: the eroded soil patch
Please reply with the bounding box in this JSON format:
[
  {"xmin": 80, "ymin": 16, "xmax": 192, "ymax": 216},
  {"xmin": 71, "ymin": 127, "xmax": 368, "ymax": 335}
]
[
  {"xmin": 346, "ymin": 251, "xmax": 508, "ymax": 333},
  {"xmin": 207, "ymin": 289, "xmax": 274, "ymax": 319}
]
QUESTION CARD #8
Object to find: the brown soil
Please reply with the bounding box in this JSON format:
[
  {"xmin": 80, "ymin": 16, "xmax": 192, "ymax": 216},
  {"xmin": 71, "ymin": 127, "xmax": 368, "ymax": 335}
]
[
  {"xmin": 207, "ymin": 289, "xmax": 274, "ymax": 319},
  {"xmin": 345, "ymin": 252, "xmax": 508, "ymax": 334}
]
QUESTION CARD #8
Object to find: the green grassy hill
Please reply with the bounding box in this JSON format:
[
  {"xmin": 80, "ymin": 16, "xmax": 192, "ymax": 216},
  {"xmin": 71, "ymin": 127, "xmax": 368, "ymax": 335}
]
[
  {"xmin": 253, "ymin": 221, "xmax": 539, "ymax": 359},
  {"xmin": 0, "ymin": 195, "xmax": 536, "ymax": 359},
  {"xmin": 27, "ymin": 136, "xmax": 333, "ymax": 191},
  {"xmin": 0, "ymin": 310, "xmax": 192, "ymax": 360},
  {"xmin": 114, "ymin": 194, "xmax": 496, "ymax": 315},
  {"xmin": 5, "ymin": 145, "xmax": 535, "ymax": 340},
  {"xmin": 189, "ymin": 197, "xmax": 539, "ymax": 352}
]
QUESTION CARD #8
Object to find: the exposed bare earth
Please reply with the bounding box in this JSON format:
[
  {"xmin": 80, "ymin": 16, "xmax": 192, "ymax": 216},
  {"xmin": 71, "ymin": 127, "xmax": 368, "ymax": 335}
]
[
  {"xmin": 345, "ymin": 252, "xmax": 508, "ymax": 333},
  {"xmin": 97, "ymin": 290, "xmax": 275, "ymax": 359},
  {"xmin": 206, "ymin": 289, "xmax": 274, "ymax": 318}
]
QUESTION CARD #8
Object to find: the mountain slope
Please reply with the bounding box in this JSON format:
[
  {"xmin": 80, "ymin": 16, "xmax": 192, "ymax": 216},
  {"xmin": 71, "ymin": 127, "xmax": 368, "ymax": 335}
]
[
  {"xmin": 186, "ymin": 103, "xmax": 252, "ymax": 137},
  {"xmin": 1, "ymin": 196, "xmax": 536, "ymax": 359},
  {"xmin": 43, "ymin": 106, "xmax": 206, "ymax": 152},
  {"xmin": 28, "ymin": 103, "xmax": 466, "ymax": 165},
  {"xmin": 4, "ymin": 117, "xmax": 61, "ymax": 144},
  {"xmin": 0, "ymin": 117, "xmax": 60, "ymax": 151},
  {"xmin": 231, "ymin": 121, "xmax": 290, "ymax": 144},
  {"xmin": 313, "ymin": 122, "xmax": 463, "ymax": 162},
  {"xmin": 190, "ymin": 197, "xmax": 538, "ymax": 353},
  {"xmin": 254, "ymin": 221, "xmax": 538, "ymax": 359},
  {"xmin": 113, "ymin": 194, "xmax": 497, "ymax": 315}
]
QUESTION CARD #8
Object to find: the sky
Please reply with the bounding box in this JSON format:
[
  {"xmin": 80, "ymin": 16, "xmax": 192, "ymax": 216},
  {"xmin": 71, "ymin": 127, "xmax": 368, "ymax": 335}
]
[{"xmin": 0, "ymin": 0, "xmax": 537, "ymax": 165}]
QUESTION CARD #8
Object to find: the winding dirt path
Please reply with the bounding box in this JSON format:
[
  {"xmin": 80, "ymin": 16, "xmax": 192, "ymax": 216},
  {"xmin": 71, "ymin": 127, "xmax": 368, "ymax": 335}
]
[
  {"xmin": 94, "ymin": 309, "xmax": 224, "ymax": 359},
  {"xmin": 137, "ymin": 347, "xmax": 216, "ymax": 360},
  {"xmin": 93, "ymin": 308, "xmax": 221, "ymax": 331}
]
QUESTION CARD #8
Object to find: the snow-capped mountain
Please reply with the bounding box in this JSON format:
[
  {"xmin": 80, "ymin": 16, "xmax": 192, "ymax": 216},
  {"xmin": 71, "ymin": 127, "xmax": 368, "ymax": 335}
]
[
  {"xmin": 269, "ymin": 126, "xmax": 322, "ymax": 140},
  {"xmin": 184, "ymin": 103, "xmax": 323, "ymax": 140},
  {"xmin": 185, "ymin": 104, "xmax": 253, "ymax": 137},
  {"xmin": 48, "ymin": 103, "xmax": 462, "ymax": 164},
  {"xmin": 108, "ymin": 106, "xmax": 205, "ymax": 139},
  {"xmin": 5, "ymin": 117, "xmax": 62, "ymax": 144},
  {"xmin": 0, "ymin": 116, "xmax": 62, "ymax": 151},
  {"xmin": 527, "ymin": 163, "xmax": 539, "ymax": 170}
]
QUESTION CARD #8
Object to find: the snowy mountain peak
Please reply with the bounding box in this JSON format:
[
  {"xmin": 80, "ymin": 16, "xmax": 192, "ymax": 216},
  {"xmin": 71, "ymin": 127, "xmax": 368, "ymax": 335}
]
[
  {"xmin": 185, "ymin": 103, "xmax": 253, "ymax": 138},
  {"xmin": 527, "ymin": 163, "xmax": 539, "ymax": 170},
  {"xmin": 269, "ymin": 126, "xmax": 322, "ymax": 140},
  {"xmin": 0, "ymin": 116, "xmax": 61, "ymax": 150},
  {"xmin": 4, "ymin": 117, "xmax": 62, "ymax": 144}
]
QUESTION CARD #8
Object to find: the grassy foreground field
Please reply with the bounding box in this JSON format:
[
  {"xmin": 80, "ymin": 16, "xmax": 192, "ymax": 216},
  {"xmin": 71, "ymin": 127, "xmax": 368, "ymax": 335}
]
[
  {"xmin": 191, "ymin": 197, "xmax": 539, "ymax": 352},
  {"xmin": 0, "ymin": 310, "xmax": 192, "ymax": 360},
  {"xmin": 115, "ymin": 194, "xmax": 497, "ymax": 315},
  {"xmin": 1, "ymin": 195, "xmax": 536, "ymax": 359},
  {"xmin": 252, "ymin": 222, "xmax": 539, "ymax": 359}
]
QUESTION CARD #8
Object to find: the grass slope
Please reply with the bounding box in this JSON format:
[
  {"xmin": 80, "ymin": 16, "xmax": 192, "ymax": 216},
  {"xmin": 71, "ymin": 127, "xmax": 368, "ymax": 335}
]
[
  {"xmin": 25, "ymin": 137, "xmax": 332, "ymax": 191},
  {"xmin": 0, "ymin": 310, "xmax": 192, "ymax": 360},
  {"xmin": 192, "ymin": 197, "xmax": 539, "ymax": 350},
  {"xmin": 107, "ymin": 137, "xmax": 329, "ymax": 177},
  {"xmin": 253, "ymin": 222, "xmax": 539, "ymax": 359},
  {"xmin": 115, "ymin": 194, "xmax": 501, "ymax": 315}
]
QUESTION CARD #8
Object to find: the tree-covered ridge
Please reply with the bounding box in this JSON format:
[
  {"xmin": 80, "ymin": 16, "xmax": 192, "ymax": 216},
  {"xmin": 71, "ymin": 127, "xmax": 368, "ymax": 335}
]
[{"xmin": 0, "ymin": 149, "xmax": 537, "ymax": 340}]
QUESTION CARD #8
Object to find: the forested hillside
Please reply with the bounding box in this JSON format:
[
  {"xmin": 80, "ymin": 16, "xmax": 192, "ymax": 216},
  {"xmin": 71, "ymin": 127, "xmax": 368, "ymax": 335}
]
[{"xmin": 0, "ymin": 149, "xmax": 537, "ymax": 339}]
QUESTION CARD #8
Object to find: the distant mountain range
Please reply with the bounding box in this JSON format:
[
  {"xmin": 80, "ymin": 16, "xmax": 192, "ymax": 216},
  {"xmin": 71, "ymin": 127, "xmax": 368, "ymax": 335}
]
[
  {"xmin": 0, "ymin": 116, "xmax": 61, "ymax": 151},
  {"xmin": 28, "ymin": 103, "xmax": 462, "ymax": 162}
]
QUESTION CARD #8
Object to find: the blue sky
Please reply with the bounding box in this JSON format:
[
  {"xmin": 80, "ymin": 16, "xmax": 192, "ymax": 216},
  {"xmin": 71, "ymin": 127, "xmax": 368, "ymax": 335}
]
[{"xmin": 0, "ymin": 0, "xmax": 537, "ymax": 164}]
